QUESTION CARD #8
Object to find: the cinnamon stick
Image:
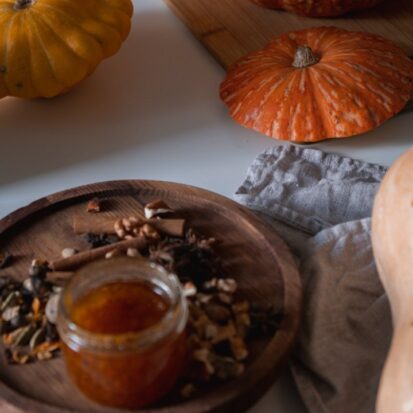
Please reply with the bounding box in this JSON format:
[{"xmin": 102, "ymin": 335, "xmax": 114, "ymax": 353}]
[
  {"xmin": 72, "ymin": 216, "xmax": 185, "ymax": 237},
  {"xmin": 46, "ymin": 271, "xmax": 74, "ymax": 283},
  {"xmin": 49, "ymin": 237, "xmax": 148, "ymax": 272}
]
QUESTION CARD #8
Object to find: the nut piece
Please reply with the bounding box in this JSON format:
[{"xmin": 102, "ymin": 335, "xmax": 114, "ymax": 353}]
[
  {"xmin": 144, "ymin": 200, "xmax": 174, "ymax": 219},
  {"xmin": 105, "ymin": 249, "xmax": 122, "ymax": 259},
  {"xmin": 140, "ymin": 224, "xmax": 160, "ymax": 240},
  {"xmin": 217, "ymin": 278, "xmax": 238, "ymax": 294},
  {"xmin": 61, "ymin": 248, "xmax": 77, "ymax": 259},
  {"xmin": 183, "ymin": 282, "xmax": 197, "ymax": 297},
  {"xmin": 230, "ymin": 336, "xmax": 248, "ymax": 361},
  {"xmin": 87, "ymin": 198, "xmax": 102, "ymax": 213},
  {"xmin": 127, "ymin": 248, "xmax": 141, "ymax": 258}
]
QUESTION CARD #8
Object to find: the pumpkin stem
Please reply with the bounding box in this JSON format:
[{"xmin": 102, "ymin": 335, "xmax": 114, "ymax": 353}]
[
  {"xmin": 292, "ymin": 45, "xmax": 320, "ymax": 68},
  {"xmin": 14, "ymin": 0, "xmax": 35, "ymax": 10}
]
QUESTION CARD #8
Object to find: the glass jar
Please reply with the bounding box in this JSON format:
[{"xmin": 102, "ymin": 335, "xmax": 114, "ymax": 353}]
[{"xmin": 57, "ymin": 258, "xmax": 188, "ymax": 409}]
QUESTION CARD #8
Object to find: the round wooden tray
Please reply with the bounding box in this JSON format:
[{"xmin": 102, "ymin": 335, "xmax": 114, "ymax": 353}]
[{"xmin": 0, "ymin": 180, "xmax": 302, "ymax": 413}]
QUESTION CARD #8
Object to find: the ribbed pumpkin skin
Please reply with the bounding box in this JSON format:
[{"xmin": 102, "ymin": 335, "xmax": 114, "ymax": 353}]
[
  {"xmin": 251, "ymin": 0, "xmax": 384, "ymax": 17},
  {"xmin": 220, "ymin": 27, "xmax": 413, "ymax": 143},
  {"xmin": 0, "ymin": 0, "xmax": 133, "ymax": 99}
]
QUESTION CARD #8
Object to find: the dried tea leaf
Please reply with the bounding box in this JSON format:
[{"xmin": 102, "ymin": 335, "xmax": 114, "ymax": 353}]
[
  {"xmin": 30, "ymin": 328, "xmax": 46, "ymax": 350},
  {"xmin": 13, "ymin": 324, "xmax": 36, "ymax": 347},
  {"xmin": 0, "ymin": 291, "xmax": 20, "ymax": 312}
]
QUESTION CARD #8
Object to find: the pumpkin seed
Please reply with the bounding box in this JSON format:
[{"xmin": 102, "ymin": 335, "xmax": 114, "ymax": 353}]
[
  {"xmin": 22, "ymin": 278, "xmax": 33, "ymax": 293},
  {"xmin": 52, "ymin": 286, "xmax": 63, "ymax": 294},
  {"xmin": 45, "ymin": 294, "xmax": 60, "ymax": 324},
  {"xmin": 2, "ymin": 306, "xmax": 20, "ymax": 322}
]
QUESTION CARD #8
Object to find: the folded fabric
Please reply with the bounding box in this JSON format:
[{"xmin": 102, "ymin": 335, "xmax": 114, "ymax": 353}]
[{"xmin": 235, "ymin": 144, "xmax": 391, "ymax": 413}]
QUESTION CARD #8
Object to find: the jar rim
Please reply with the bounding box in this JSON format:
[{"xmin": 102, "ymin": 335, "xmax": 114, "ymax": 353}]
[{"xmin": 57, "ymin": 258, "xmax": 188, "ymax": 353}]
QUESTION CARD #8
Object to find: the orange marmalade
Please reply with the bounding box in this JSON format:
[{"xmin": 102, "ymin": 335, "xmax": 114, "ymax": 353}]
[{"xmin": 57, "ymin": 258, "xmax": 188, "ymax": 409}]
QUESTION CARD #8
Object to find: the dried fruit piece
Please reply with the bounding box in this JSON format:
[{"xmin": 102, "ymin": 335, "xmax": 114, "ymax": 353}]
[{"xmin": 87, "ymin": 198, "xmax": 102, "ymax": 213}]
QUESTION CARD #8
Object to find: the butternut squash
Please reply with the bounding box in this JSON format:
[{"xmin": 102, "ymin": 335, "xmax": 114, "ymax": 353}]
[{"xmin": 372, "ymin": 146, "xmax": 413, "ymax": 413}]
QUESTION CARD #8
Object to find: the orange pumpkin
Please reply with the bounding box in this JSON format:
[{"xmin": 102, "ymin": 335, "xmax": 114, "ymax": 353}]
[
  {"xmin": 0, "ymin": 0, "xmax": 133, "ymax": 99},
  {"xmin": 220, "ymin": 27, "xmax": 413, "ymax": 143},
  {"xmin": 250, "ymin": 0, "xmax": 384, "ymax": 17}
]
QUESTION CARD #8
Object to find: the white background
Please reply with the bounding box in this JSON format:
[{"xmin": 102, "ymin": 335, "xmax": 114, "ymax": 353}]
[{"xmin": 0, "ymin": 0, "xmax": 412, "ymax": 411}]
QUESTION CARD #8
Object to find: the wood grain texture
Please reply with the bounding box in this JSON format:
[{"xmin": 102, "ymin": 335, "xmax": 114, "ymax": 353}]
[
  {"xmin": 164, "ymin": 0, "xmax": 413, "ymax": 112},
  {"xmin": 0, "ymin": 180, "xmax": 302, "ymax": 413}
]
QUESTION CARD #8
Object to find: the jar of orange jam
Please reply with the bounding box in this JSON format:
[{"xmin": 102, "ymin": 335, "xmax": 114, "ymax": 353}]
[{"xmin": 57, "ymin": 258, "xmax": 188, "ymax": 409}]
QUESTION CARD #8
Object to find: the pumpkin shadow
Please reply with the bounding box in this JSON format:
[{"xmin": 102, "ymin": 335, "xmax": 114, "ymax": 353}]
[
  {"xmin": 311, "ymin": 111, "xmax": 413, "ymax": 166},
  {"xmin": 0, "ymin": 8, "xmax": 221, "ymax": 187}
]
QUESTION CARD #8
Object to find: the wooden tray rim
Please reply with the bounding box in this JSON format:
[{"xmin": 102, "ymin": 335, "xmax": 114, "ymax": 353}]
[{"xmin": 0, "ymin": 179, "xmax": 303, "ymax": 413}]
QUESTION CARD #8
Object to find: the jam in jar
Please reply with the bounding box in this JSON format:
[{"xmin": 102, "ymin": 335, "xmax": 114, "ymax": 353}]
[{"xmin": 57, "ymin": 258, "xmax": 188, "ymax": 409}]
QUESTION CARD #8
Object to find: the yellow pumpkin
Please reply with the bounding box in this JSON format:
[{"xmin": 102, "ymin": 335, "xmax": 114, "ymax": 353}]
[{"xmin": 0, "ymin": 0, "xmax": 133, "ymax": 99}]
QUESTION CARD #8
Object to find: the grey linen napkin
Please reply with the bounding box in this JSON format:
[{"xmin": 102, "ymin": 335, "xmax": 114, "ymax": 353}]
[{"xmin": 235, "ymin": 144, "xmax": 392, "ymax": 413}]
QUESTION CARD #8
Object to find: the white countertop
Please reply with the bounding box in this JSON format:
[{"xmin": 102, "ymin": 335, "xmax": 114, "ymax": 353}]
[{"xmin": 0, "ymin": 0, "xmax": 412, "ymax": 411}]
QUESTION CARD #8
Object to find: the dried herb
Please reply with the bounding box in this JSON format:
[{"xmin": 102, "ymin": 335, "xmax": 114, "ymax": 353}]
[
  {"xmin": 83, "ymin": 233, "xmax": 118, "ymax": 249},
  {"xmin": 1, "ymin": 261, "xmax": 61, "ymax": 364},
  {"xmin": 0, "ymin": 198, "xmax": 283, "ymax": 397}
]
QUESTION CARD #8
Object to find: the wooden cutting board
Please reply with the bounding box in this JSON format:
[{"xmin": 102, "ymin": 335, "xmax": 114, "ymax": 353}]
[
  {"xmin": 164, "ymin": 0, "xmax": 413, "ymax": 110},
  {"xmin": 0, "ymin": 180, "xmax": 302, "ymax": 413}
]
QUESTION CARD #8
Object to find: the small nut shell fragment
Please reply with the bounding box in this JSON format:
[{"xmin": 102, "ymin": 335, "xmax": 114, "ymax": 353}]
[
  {"xmin": 140, "ymin": 224, "xmax": 160, "ymax": 240},
  {"xmin": 144, "ymin": 200, "xmax": 174, "ymax": 219},
  {"xmin": 23, "ymin": 278, "xmax": 34, "ymax": 293},
  {"xmin": 127, "ymin": 248, "xmax": 141, "ymax": 258},
  {"xmin": 61, "ymin": 248, "xmax": 77, "ymax": 259},
  {"xmin": 183, "ymin": 282, "xmax": 197, "ymax": 297},
  {"xmin": 105, "ymin": 249, "xmax": 122, "ymax": 259},
  {"xmin": 217, "ymin": 278, "xmax": 238, "ymax": 294}
]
